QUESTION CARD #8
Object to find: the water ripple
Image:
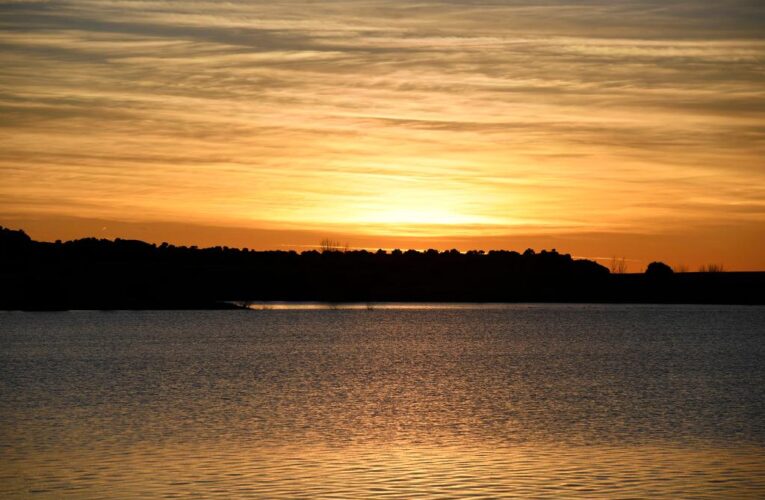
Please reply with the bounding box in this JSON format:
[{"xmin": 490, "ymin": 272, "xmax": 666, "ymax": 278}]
[{"xmin": 1, "ymin": 305, "xmax": 764, "ymax": 497}]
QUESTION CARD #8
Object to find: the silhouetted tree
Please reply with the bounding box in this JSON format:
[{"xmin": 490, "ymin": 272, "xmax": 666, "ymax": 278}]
[
  {"xmin": 320, "ymin": 239, "xmax": 347, "ymax": 253},
  {"xmin": 699, "ymin": 263, "xmax": 724, "ymax": 273},
  {"xmin": 610, "ymin": 256, "xmax": 627, "ymax": 274},
  {"xmin": 3, "ymin": 225, "xmax": 761, "ymax": 308},
  {"xmin": 645, "ymin": 261, "xmax": 673, "ymax": 278}
]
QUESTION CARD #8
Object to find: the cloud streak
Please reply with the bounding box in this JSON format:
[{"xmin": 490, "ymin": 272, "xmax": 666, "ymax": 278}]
[{"xmin": 1, "ymin": 0, "xmax": 764, "ymax": 266}]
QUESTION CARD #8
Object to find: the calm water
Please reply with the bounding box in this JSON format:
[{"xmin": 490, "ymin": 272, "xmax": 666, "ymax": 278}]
[{"xmin": 1, "ymin": 304, "xmax": 764, "ymax": 498}]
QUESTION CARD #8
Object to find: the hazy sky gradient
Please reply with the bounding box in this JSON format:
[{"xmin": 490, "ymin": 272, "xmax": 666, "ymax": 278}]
[{"xmin": 1, "ymin": 0, "xmax": 764, "ymax": 269}]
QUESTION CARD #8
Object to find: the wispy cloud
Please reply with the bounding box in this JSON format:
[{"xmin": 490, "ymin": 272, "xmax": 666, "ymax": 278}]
[{"xmin": 1, "ymin": 0, "xmax": 763, "ymax": 247}]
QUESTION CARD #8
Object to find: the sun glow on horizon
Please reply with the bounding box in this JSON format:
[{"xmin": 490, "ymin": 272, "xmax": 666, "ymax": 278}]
[{"xmin": 0, "ymin": 0, "xmax": 763, "ymax": 268}]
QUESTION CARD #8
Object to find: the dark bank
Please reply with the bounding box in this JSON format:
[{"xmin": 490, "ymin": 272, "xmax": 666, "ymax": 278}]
[{"xmin": 1, "ymin": 226, "xmax": 762, "ymax": 310}]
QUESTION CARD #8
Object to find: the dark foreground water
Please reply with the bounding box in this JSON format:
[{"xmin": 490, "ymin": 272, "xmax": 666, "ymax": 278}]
[{"xmin": 2, "ymin": 304, "xmax": 764, "ymax": 498}]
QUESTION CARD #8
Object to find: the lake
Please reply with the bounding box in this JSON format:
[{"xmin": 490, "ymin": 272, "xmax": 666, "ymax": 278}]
[{"xmin": 2, "ymin": 304, "xmax": 764, "ymax": 498}]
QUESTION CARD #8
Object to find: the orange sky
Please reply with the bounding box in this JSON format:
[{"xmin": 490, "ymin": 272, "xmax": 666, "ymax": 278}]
[{"xmin": 1, "ymin": 1, "xmax": 764, "ymax": 271}]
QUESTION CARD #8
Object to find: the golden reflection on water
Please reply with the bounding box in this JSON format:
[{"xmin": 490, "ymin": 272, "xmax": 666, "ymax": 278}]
[
  {"xmin": 240, "ymin": 302, "xmax": 516, "ymax": 310},
  {"xmin": 2, "ymin": 307, "xmax": 764, "ymax": 498},
  {"xmin": 4, "ymin": 442, "xmax": 765, "ymax": 498}
]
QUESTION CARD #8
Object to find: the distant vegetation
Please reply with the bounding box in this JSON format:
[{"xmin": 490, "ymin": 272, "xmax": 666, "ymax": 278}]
[
  {"xmin": 320, "ymin": 238, "xmax": 349, "ymax": 253},
  {"xmin": 610, "ymin": 256, "xmax": 627, "ymax": 274},
  {"xmin": 645, "ymin": 261, "xmax": 673, "ymax": 277},
  {"xmin": 0, "ymin": 226, "xmax": 762, "ymax": 309},
  {"xmin": 673, "ymin": 264, "xmax": 689, "ymax": 273},
  {"xmin": 699, "ymin": 263, "xmax": 725, "ymax": 273}
]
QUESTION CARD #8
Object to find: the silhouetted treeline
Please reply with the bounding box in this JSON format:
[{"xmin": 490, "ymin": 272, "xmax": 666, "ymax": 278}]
[{"xmin": 0, "ymin": 226, "xmax": 762, "ymax": 309}]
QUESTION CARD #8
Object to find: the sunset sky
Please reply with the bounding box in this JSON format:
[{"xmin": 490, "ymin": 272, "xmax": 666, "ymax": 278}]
[{"xmin": 1, "ymin": 0, "xmax": 764, "ymax": 270}]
